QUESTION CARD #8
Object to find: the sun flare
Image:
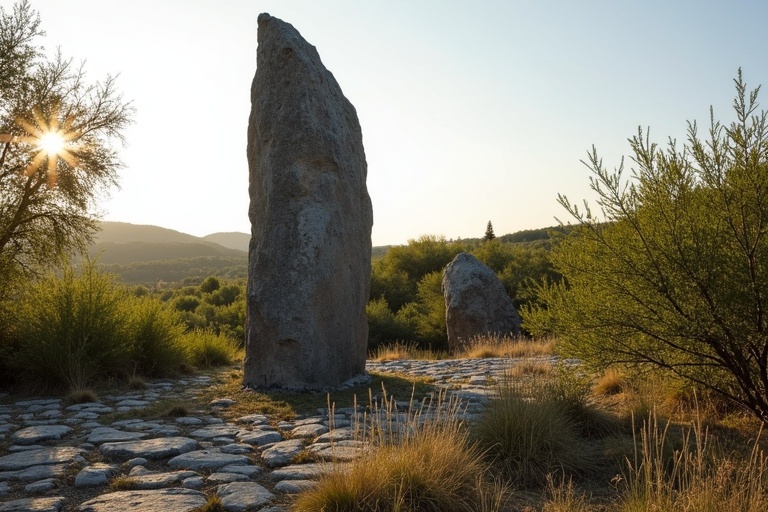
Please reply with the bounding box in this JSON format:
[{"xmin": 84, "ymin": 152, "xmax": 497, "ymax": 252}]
[
  {"xmin": 38, "ymin": 131, "xmax": 66, "ymax": 156},
  {"xmin": 6, "ymin": 106, "xmax": 81, "ymax": 187}
]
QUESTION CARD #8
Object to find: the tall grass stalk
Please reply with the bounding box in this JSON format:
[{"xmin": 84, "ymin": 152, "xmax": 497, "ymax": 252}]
[
  {"xmin": 620, "ymin": 410, "xmax": 768, "ymax": 511},
  {"xmin": 294, "ymin": 384, "xmax": 508, "ymax": 511}
]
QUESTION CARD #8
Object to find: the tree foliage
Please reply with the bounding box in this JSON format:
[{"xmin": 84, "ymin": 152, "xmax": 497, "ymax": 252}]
[
  {"xmin": 484, "ymin": 220, "xmax": 496, "ymax": 241},
  {"xmin": 0, "ymin": 1, "xmax": 133, "ymax": 284},
  {"xmin": 540, "ymin": 71, "xmax": 768, "ymax": 422}
]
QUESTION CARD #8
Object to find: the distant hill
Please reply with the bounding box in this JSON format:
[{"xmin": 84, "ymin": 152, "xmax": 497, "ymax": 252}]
[
  {"xmin": 91, "ymin": 221, "xmax": 564, "ymax": 284},
  {"xmin": 202, "ymin": 232, "xmax": 251, "ymax": 252},
  {"xmin": 90, "ymin": 222, "xmax": 247, "ymax": 284}
]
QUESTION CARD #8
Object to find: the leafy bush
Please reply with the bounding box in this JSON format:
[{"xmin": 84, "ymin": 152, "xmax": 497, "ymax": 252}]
[
  {"xmin": 180, "ymin": 329, "xmax": 240, "ymax": 368},
  {"xmin": 125, "ymin": 296, "xmax": 187, "ymax": 376},
  {"xmin": 11, "ymin": 261, "xmax": 132, "ymax": 390},
  {"xmin": 366, "ymin": 297, "xmax": 415, "ymax": 348},
  {"xmin": 544, "ymin": 71, "xmax": 768, "ymax": 423}
]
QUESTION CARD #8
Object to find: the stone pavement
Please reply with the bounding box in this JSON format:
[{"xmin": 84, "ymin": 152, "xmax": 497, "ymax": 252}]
[{"xmin": 0, "ymin": 357, "xmax": 554, "ymax": 512}]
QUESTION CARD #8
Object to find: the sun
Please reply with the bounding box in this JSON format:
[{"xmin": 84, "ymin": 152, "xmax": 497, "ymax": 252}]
[
  {"xmin": 38, "ymin": 131, "xmax": 66, "ymax": 156},
  {"xmin": 10, "ymin": 106, "xmax": 81, "ymax": 187}
]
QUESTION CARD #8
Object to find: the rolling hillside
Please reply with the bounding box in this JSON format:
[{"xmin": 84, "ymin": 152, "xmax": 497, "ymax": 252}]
[{"xmin": 91, "ymin": 222, "xmax": 248, "ymax": 284}]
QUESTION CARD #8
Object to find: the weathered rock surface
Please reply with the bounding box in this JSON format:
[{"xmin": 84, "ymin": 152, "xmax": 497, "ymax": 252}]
[
  {"xmin": 77, "ymin": 488, "xmax": 207, "ymax": 512},
  {"xmin": 99, "ymin": 437, "xmax": 197, "ymax": 461},
  {"xmin": 443, "ymin": 252, "xmax": 522, "ymax": 352},
  {"xmin": 244, "ymin": 13, "xmax": 373, "ymax": 390}
]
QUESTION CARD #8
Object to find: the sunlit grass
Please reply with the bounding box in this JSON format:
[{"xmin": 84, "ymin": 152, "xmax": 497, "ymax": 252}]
[
  {"xmin": 369, "ymin": 340, "xmax": 447, "ymax": 361},
  {"xmin": 457, "ymin": 334, "xmax": 556, "ymax": 359},
  {"xmin": 293, "ymin": 386, "xmax": 509, "ymax": 512}
]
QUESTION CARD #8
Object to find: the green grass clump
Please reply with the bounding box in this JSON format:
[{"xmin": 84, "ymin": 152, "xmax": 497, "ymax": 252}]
[{"xmin": 179, "ymin": 329, "xmax": 241, "ymax": 368}]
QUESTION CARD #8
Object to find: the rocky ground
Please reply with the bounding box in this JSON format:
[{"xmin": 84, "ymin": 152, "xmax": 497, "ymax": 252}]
[{"xmin": 0, "ymin": 357, "xmax": 551, "ymax": 512}]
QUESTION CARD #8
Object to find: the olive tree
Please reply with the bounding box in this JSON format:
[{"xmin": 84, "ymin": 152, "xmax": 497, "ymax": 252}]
[
  {"xmin": 0, "ymin": 1, "xmax": 133, "ymax": 284},
  {"xmin": 542, "ymin": 71, "xmax": 768, "ymax": 422}
]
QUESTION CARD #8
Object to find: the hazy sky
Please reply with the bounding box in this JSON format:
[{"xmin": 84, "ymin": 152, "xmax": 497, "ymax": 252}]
[{"xmin": 24, "ymin": 0, "xmax": 768, "ymax": 246}]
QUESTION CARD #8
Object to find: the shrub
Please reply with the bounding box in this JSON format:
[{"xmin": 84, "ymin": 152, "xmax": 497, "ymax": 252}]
[
  {"xmin": 180, "ymin": 329, "xmax": 240, "ymax": 368},
  {"xmin": 11, "ymin": 261, "xmax": 132, "ymax": 390},
  {"xmin": 125, "ymin": 296, "xmax": 187, "ymax": 376},
  {"xmin": 366, "ymin": 297, "xmax": 415, "ymax": 348}
]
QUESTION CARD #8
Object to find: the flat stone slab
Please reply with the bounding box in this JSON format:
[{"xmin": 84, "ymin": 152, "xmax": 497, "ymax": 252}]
[
  {"xmin": 77, "ymin": 488, "xmax": 207, "ymax": 512},
  {"xmin": 0, "ymin": 496, "xmax": 66, "ymax": 512},
  {"xmin": 238, "ymin": 429, "xmax": 282, "ymax": 446},
  {"xmin": 125, "ymin": 470, "xmax": 198, "ymax": 489},
  {"xmin": 274, "ymin": 479, "xmax": 317, "ymax": 493},
  {"xmin": 291, "ymin": 423, "xmax": 329, "ymax": 438},
  {"xmin": 270, "ymin": 462, "xmax": 333, "ymax": 480},
  {"xmin": 261, "ymin": 439, "xmax": 304, "ymax": 468},
  {"xmin": 87, "ymin": 427, "xmax": 149, "ymax": 444},
  {"xmin": 99, "ymin": 437, "xmax": 197, "ymax": 461},
  {"xmin": 10, "ymin": 425, "xmax": 72, "ymax": 445},
  {"xmin": 167, "ymin": 449, "xmax": 251, "ymax": 471},
  {"xmin": 188, "ymin": 425, "xmax": 240, "ymax": 439},
  {"xmin": 308, "ymin": 440, "xmax": 367, "ymax": 462},
  {"xmin": 217, "ymin": 482, "xmax": 274, "ymax": 511},
  {"xmin": 0, "ymin": 463, "xmax": 69, "ymax": 482},
  {"xmin": 0, "ymin": 446, "xmax": 83, "ymax": 471}
]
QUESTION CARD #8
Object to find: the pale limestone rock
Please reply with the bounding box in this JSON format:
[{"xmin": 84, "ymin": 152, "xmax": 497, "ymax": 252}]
[{"xmin": 442, "ymin": 252, "xmax": 521, "ymax": 352}]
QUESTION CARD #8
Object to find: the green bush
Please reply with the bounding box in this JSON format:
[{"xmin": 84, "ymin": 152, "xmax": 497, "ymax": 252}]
[
  {"xmin": 180, "ymin": 329, "xmax": 240, "ymax": 368},
  {"xmin": 365, "ymin": 297, "xmax": 415, "ymax": 348},
  {"xmin": 11, "ymin": 261, "xmax": 132, "ymax": 390},
  {"xmin": 125, "ymin": 297, "xmax": 187, "ymax": 376}
]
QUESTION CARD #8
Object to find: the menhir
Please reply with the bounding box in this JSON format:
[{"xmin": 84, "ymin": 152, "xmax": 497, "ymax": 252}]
[{"xmin": 244, "ymin": 13, "xmax": 373, "ymax": 390}]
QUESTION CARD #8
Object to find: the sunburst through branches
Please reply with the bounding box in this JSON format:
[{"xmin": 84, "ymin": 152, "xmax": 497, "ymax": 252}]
[{"xmin": 3, "ymin": 106, "xmax": 80, "ymax": 187}]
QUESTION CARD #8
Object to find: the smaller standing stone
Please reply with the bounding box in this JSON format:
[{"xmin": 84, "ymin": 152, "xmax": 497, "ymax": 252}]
[{"xmin": 443, "ymin": 252, "xmax": 521, "ymax": 353}]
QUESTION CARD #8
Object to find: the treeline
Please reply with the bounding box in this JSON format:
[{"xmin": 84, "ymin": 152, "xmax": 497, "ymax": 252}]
[{"xmin": 367, "ymin": 232, "xmax": 563, "ymax": 350}]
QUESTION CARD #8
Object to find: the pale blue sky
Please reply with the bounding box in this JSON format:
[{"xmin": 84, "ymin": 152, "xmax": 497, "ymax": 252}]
[{"xmin": 25, "ymin": 0, "xmax": 768, "ymax": 245}]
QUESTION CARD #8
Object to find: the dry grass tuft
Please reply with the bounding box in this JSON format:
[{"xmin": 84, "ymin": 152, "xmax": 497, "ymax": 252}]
[
  {"xmin": 507, "ymin": 359, "xmax": 555, "ymax": 378},
  {"xmin": 293, "ymin": 387, "xmax": 509, "ymax": 512},
  {"xmin": 127, "ymin": 375, "xmax": 148, "ymax": 390},
  {"xmin": 369, "ymin": 341, "xmax": 446, "ymax": 361},
  {"xmin": 65, "ymin": 387, "xmax": 98, "ymax": 405},
  {"xmin": 593, "ymin": 368, "xmax": 625, "ymax": 396},
  {"xmin": 457, "ymin": 334, "xmax": 556, "ymax": 359},
  {"xmin": 109, "ymin": 476, "xmax": 139, "ymax": 491}
]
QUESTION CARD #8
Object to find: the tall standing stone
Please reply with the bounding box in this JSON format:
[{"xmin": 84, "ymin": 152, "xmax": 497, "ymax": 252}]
[
  {"xmin": 244, "ymin": 13, "xmax": 373, "ymax": 390},
  {"xmin": 443, "ymin": 253, "xmax": 521, "ymax": 353}
]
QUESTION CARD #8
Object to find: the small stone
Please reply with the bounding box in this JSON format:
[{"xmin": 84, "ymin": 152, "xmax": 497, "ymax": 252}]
[
  {"xmin": 24, "ymin": 478, "xmax": 56, "ymax": 493},
  {"xmin": 209, "ymin": 398, "xmax": 236, "ymax": 408},
  {"xmin": 127, "ymin": 470, "xmax": 199, "ymax": 489},
  {"xmin": 235, "ymin": 414, "xmax": 269, "ymax": 425},
  {"xmin": 182, "ymin": 476, "xmax": 204, "ymax": 489},
  {"xmin": 291, "ymin": 423, "xmax": 329, "ymax": 438},
  {"xmin": 261, "ymin": 439, "xmax": 305, "ymax": 468},
  {"xmin": 274, "ymin": 479, "xmax": 317, "ymax": 493},
  {"xmin": 0, "ymin": 480, "xmax": 8, "ymax": 497},
  {"xmin": 270, "ymin": 463, "xmax": 331, "ymax": 481},
  {"xmin": 217, "ymin": 481, "xmax": 275, "ymax": 511},
  {"xmin": 207, "ymin": 472, "xmax": 249, "ymax": 484},
  {"xmin": 0, "ymin": 463, "xmax": 69, "ymax": 482},
  {"xmin": 238, "ymin": 429, "xmax": 282, "ymax": 446},
  {"xmin": 189, "ymin": 425, "xmax": 240, "ymax": 439},
  {"xmin": 219, "ymin": 464, "xmax": 262, "ymax": 477},
  {"xmin": 75, "ymin": 463, "xmax": 118, "ymax": 487},
  {"xmin": 124, "ymin": 457, "xmax": 148, "ymax": 468},
  {"xmin": 175, "ymin": 417, "xmax": 203, "ymax": 425},
  {"xmin": 219, "ymin": 443, "xmax": 253, "ymax": 454}
]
